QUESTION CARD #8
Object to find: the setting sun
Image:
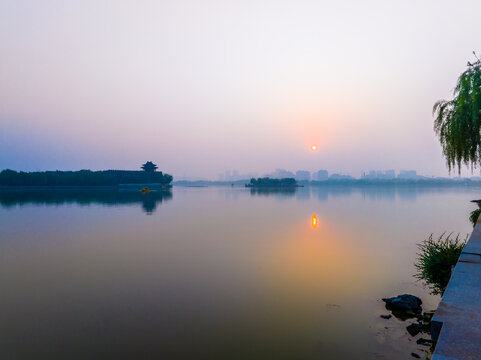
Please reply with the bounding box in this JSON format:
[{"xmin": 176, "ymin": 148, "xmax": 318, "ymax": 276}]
[{"xmin": 311, "ymin": 145, "xmax": 318, "ymax": 151}]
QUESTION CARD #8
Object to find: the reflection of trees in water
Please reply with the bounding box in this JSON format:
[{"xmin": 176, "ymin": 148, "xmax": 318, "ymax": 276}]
[
  {"xmin": 0, "ymin": 189, "xmax": 172, "ymax": 214},
  {"xmin": 249, "ymin": 187, "xmax": 297, "ymax": 197}
]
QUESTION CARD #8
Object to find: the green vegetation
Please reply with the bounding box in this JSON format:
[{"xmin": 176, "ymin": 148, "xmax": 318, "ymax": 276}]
[
  {"xmin": 469, "ymin": 207, "xmax": 481, "ymax": 227},
  {"xmin": 433, "ymin": 53, "xmax": 481, "ymax": 173},
  {"xmin": 415, "ymin": 233, "xmax": 467, "ymax": 295},
  {"xmin": 0, "ymin": 168, "xmax": 173, "ymax": 186},
  {"xmin": 247, "ymin": 177, "xmax": 297, "ymax": 187}
]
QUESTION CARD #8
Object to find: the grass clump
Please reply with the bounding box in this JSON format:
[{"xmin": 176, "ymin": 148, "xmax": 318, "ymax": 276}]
[{"xmin": 415, "ymin": 233, "xmax": 467, "ymax": 296}]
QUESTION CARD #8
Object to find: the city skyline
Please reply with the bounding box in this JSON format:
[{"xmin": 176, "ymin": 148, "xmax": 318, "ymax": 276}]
[{"xmin": 205, "ymin": 167, "xmax": 477, "ymax": 182}]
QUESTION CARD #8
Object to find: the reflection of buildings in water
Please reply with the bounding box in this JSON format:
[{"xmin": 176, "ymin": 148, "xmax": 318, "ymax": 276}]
[
  {"xmin": 315, "ymin": 188, "xmax": 329, "ymax": 202},
  {"xmin": 141, "ymin": 191, "xmax": 173, "ymax": 214},
  {"xmin": 0, "ymin": 189, "xmax": 173, "ymax": 215},
  {"xmin": 361, "ymin": 186, "xmax": 396, "ymax": 201},
  {"xmin": 310, "ymin": 185, "xmax": 353, "ymax": 202},
  {"xmin": 295, "ymin": 187, "xmax": 311, "ymax": 201},
  {"xmin": 311, "ymin": 185, "xmax": 446, "ymax": 203},
  {"xmin": 222, "ymin": 187, "xmax": 242, "ymax": 201},
  {"xmin": 315, "ymin": 186, "xmax": 353, "ymax": 198},
  {"xmin": 361, "ymin": 186, "xmax": 441, "ymax": 202},
  {"xmin": 395, "ymin": 187, "xmax": 418, "ymax": 201}
]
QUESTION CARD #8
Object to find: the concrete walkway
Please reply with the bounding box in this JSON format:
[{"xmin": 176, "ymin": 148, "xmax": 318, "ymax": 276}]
[{"xmin": 431, "ymin": 220, "xmax": 481, "ymax": 359}]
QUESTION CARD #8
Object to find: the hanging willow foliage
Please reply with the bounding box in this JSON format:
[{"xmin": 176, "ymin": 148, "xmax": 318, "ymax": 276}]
[{"xmin": 433, "ymin": 57, "xmax": 481, "ymax": 173}]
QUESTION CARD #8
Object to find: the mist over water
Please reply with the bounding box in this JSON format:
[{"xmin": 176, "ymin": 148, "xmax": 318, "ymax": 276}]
[
  {"xmin": 0, "ymin": 185, "xmax": 476, "ymax": 359},
  {"xmin": 2, "ymin": 1, "xmax": 481, "ymax": 177}
]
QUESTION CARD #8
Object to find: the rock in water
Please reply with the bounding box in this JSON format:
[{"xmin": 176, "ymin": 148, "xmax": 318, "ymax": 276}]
[
  {"xmin": 416, "ymin": 338, "xmax": 433, "ymax": 346},
  {"xmin": 382, "ymin": 294, "xmax": 422, "ymax": 312},
  {"xmin": 406, "ymin": 323, "xmax": 423, "ymax": 337}
]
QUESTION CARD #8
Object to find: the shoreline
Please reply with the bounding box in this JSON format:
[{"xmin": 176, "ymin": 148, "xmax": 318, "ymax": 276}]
[
  {"xmin": 2, "ymin": 181, "xmax": 481, "ymax": 190},
  {"xmin": 431, "ymin": 219, "xmax": 481, "ymax": 358}
]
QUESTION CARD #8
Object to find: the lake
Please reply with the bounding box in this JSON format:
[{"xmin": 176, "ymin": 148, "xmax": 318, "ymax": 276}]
[{"xmin": 0, "ymin": 185, "xmax": 477, "ymax": 359}]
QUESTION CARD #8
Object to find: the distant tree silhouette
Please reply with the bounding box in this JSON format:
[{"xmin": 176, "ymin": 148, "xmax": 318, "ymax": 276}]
[
  {"xmin": 141, "ymin": 161, "xmax": 158, "ymax": 173},
  {"xmin": 248, "ymin": 177, "xmax": 297, "ymax": 187},
  {"xmin": 0, "ymin": 169, "xmax": 173, "ymax": 186}
]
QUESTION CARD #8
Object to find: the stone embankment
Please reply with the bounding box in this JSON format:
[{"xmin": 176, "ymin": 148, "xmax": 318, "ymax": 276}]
[{"xmin": 431, "ymin": 218, "xmax": 481, "ymax": 359}]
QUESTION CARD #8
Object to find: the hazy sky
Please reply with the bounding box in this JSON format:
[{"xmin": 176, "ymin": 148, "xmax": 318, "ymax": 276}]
[{"xmin": 1, "ymin": 0, "xmax": 481, "ymax": 178}]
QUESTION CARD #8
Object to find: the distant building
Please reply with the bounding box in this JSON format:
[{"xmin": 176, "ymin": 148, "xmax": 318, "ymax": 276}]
[
  {"xmin": 313, "ymin": 170, "xmax": 329, "ymax": 181},
  {"xmin": 382, "ymin": 170, "xmax": 396, "ymax": 179},
  {"xmin": 362, "ymin": 170, "xmax": 395, "ymax": 179},
  {"xmin": 268, "ymin": 169, "xmax": 296, "ymax": 179},
  {"xmin": 222, "ymin": 170, "xmax": 258, "ymax": 181},
  {"xmin": 329, "ymin": 173, "xmax": 354, "ymax": 180},
  {"xmin": 398, "ymin": 170, "xmax": 417, "ymax": 179},
  {"xmin": 295, "ymin": 170, "xmax": 311, "ymax": 181},
  {"xmin": 361, "ymin": 170, "xmax": 375, "ymax": 179}
]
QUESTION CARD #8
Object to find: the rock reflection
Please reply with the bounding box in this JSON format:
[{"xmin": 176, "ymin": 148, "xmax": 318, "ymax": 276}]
[{"xmin": 0, "ymin": 189, "xmax": 172, "ymax": 214}]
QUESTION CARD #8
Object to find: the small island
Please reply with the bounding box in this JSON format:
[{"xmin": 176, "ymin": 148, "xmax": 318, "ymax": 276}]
[
  {"xmin": 0, "ymin": 161, "xmax": 173, "ymax": 188},
  {"xmin": 245, "ymin": 177, "xmax": 301, "ymax": 188}
]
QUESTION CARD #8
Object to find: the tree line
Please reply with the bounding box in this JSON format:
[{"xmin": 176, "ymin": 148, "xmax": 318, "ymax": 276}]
[{"xmin": 0, "ymin": 169, "xmax": 173, "ymax": 186}]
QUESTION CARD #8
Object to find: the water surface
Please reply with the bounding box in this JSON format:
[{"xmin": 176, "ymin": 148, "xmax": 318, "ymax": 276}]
[{"xmin": 0, "ymin": 186, "xmax": 477, "ymax": 359}]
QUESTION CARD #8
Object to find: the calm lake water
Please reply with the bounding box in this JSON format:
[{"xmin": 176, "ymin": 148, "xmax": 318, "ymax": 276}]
[{"xmin": 0, "ymin": 185, "xmax": 477, "ymax": 359}]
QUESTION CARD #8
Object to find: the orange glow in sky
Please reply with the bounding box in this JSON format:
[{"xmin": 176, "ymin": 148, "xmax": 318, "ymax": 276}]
[
  {"xmin": 312, "ymin": 214, "xmax": 318, "ymax": 228},
  {"xmin": 1, "ymin": 1, "xmax": 478, "ymax": 178}
]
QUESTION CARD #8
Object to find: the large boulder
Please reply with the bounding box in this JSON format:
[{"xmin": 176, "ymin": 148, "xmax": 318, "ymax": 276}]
[{"xmin": 382, "ymin": 294, "xmax": 422, "ymax": 312}]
